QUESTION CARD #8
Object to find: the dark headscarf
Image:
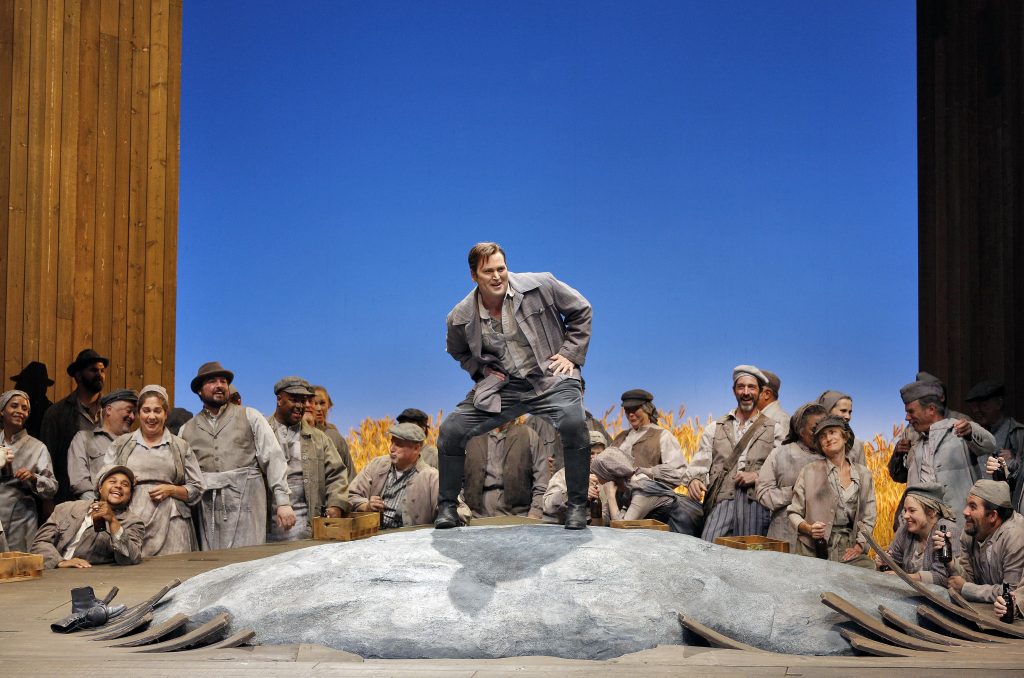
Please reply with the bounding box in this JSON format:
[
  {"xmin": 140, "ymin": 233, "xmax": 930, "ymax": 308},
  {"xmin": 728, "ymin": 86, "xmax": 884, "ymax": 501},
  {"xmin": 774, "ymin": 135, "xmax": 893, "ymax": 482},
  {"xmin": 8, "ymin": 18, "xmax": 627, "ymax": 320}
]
[{"xmin": 783, "ymin": 402, "xmax": 828, "ymax": 445}]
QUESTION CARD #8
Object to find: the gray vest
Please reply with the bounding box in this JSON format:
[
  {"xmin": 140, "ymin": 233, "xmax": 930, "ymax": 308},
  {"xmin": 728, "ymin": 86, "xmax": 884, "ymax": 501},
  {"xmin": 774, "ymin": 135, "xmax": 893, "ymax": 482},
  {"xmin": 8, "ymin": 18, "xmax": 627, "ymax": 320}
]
[{"xmin": 179, "ymin": 403, "xmax": 258, "ymax": 473}]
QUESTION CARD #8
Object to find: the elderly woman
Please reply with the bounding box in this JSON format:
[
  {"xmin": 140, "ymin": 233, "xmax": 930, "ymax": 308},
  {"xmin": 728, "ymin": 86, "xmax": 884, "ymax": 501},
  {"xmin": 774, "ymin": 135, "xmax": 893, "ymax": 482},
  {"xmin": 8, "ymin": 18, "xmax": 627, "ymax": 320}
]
[
  {"xmin": 816, "ymin": 390, "xmax": 865, "ymax": 465},
  {"xmin": 0, "ymin": 390, "xmax": 58, "ymax": 550},
  {"xmin": 104, "ymin": 385, "xmax": 204, "ymax": 557},
  {"xmin": 755, "ymin": 403, "xmax": 828, "ymax": 551},
  {"xmin": 591, "ymin": 447, "xmax": 701, "ymax": 535},
  {"xmin": 787, "ymin": 415, "xmax": 876, "ymax": 567},
  {"xmin": 877, "ymin": 482, "xmax": 960, "ymax": 585}
]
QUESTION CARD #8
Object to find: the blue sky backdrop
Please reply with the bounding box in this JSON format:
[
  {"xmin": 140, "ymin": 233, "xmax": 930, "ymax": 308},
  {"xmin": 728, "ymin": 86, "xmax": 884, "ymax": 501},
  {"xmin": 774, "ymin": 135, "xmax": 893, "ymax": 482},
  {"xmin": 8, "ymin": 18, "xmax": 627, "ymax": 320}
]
[{"xmin": 176, "ymin": 1, "xmax": 918, "ymax": 439}]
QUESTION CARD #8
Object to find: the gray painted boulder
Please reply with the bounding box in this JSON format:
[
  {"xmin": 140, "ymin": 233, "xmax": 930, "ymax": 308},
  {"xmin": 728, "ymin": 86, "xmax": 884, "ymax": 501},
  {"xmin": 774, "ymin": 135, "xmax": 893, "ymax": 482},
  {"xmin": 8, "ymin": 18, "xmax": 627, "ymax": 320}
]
[{"xmin": 155, "ymin": 525, "xmax": 931, "ymax": 659}]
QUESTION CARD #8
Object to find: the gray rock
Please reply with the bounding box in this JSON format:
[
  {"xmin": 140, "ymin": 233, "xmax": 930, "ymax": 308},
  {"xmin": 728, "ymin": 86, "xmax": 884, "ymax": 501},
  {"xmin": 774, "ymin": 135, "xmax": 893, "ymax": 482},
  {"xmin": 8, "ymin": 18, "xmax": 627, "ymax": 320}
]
[{"xmin": 155, "ymin": 525, "xmax": 931, "ymax": 659}]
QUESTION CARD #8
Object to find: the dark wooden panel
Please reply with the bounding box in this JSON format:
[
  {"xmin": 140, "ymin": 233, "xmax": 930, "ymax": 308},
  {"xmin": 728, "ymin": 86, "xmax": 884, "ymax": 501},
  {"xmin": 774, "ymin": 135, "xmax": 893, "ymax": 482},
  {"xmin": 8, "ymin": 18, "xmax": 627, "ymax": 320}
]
[
  {"xmin": 0, "ymin": 0, "xmax": 14, "ymax": 382},
  {"xmin": 918, "ymin": 0, "xmax": 1024, "ymax": 415}
]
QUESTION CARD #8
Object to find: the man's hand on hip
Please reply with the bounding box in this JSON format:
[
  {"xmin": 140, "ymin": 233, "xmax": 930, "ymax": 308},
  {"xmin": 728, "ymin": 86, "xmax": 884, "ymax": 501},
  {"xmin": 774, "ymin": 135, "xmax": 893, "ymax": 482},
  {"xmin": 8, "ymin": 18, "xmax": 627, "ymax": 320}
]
[{"xmin": 547, "ymin": 353, "xmax": 574, "ymax": 376}]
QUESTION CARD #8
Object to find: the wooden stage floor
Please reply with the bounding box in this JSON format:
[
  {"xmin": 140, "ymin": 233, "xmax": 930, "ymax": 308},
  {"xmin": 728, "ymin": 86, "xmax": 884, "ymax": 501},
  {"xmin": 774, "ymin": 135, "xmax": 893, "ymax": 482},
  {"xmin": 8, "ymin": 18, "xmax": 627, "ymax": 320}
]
[{"xmin": 1, "ymin": 530, "xmax": 1022, "ymax": 676}]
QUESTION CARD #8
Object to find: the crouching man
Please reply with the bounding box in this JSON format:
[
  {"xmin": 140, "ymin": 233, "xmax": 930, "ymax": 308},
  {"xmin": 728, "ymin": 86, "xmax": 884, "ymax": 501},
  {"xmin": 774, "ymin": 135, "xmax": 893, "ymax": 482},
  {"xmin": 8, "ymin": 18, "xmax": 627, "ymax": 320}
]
[
  {"xmin": 945, "ymin": 479, "xmax": 1024, "ymax": 602},
  {"xmin": 349, "ymin": 423, "xmax": 469, "ymax": 528},
  {"xmin": 31, "ymin": 465, "xmax": 144, "ymax": 568}
]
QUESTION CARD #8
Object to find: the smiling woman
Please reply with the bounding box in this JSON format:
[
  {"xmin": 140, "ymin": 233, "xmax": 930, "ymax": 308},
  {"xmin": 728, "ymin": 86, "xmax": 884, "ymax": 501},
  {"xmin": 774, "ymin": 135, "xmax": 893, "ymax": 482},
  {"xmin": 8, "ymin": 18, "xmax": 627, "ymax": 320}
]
[
  {"xmin": 105, "ymin": 385, "xmax": 206, "ymax": 558},
  {"xmin": 0, "ymin": 390, "xmax": 58, "ymax": 551}
]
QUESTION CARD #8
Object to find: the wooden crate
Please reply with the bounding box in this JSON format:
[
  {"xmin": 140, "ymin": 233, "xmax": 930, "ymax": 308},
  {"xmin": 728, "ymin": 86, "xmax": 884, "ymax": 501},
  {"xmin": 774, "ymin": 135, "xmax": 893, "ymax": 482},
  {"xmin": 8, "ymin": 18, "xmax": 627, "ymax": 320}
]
[
  {"xmin": 0, "ymin": 551, "xmax": 44, "ymax": 583},
  {"xmin": 311, "ymin": 512, "xmax": 380, "ymax": 542},
  {"xmin": 714, "ymin": 535, "xmax": 789, "ymax": 554},
  {"xmin": 609, "ymin": 519, "xmax": 669, "ymax": 532}
]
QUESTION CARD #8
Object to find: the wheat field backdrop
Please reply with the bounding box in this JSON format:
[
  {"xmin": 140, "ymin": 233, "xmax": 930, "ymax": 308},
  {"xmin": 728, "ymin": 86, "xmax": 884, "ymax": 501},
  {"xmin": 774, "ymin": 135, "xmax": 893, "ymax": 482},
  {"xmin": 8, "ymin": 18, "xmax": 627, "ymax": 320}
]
[{"xmin": 343, "ymin": 407, "xmax": 905, "ymax": 550}]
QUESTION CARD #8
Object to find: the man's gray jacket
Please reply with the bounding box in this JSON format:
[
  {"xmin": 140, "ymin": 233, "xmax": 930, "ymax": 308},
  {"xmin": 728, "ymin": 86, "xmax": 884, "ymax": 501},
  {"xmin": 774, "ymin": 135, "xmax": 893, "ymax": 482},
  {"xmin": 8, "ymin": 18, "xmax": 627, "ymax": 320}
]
[{"xmin": 445, "ymin": 272, "xmax": 592, "ymax": 393}]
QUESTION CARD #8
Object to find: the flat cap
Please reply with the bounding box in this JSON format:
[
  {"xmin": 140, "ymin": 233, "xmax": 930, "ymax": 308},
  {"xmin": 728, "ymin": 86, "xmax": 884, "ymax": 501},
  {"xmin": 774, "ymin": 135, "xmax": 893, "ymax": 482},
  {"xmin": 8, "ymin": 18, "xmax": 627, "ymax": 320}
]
[
  {"xmin": 139, "ymin": 384, "xmax": 169, "ymax": 404},
  {"xmin": 732, "ymin": 365, "xmax": 768, "ymax": 386},
  {"xmin": 274, "ymin": 376, "xmax": 315, "ymax": 396},
  {"xmin": 916, "ymin": 371, "xmax": 942, "ymax": 384},
  {"xmin": 397, "ymin": 408, "xmax": 430, "ymax": 424},
  {"xmin": 620, "ymin": 389, "xmax": 654, "ymax": 408},
  {"xmin": 589, "ymin": 431, "xmax": 608, "ymax": 447},
  {"xmin": 966, "ymin": 380, "xmax": 1004, "ymax": 402},
  {"xmin": 389, "ymin": 422, "xmax": 426, "ymax": 442},
  {"xmin": 969, "ymin": 479, "xmax": 1011, "ymax": 509},
  {"xmin": 96, "ymin": 464, "xmax": 136, "ymax": 491},
  {"xmin": 900, "ymin": 380, "xmax": 944, "ymax": 404},
  {"xmin": 812, "ymin": 415, "xmax": 848, "ymax": 438},
  {"xmin": 905, "ymin": 482, "xmax": 956, "ymax": 521},
  {"xmin": 100, "ymin": 389, "xmax": 138, "ymax": 407},
  {"xmin": 762, "ymin": 370, "xmax": 781, "ymax": 394}
]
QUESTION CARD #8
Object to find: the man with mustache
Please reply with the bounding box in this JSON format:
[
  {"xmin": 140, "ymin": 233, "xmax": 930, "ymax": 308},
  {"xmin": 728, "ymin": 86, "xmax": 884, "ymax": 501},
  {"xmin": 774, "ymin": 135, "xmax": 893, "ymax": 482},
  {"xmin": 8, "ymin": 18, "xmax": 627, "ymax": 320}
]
[
  {"xmin": 40, "ymin": 348, "xmax": 109, "ymax": 502},
  {"xmin": 67, "ymin": 389, "xmax": 138, "ymax": 500},
  {"xmin": 684, "ymin": 365, "xmax": 783, "ymax": 542},
  {"xmin": 30, "ymin": 465, "xmax": 144, "ymax": 568},
  {"xmin": 178, "ymin": 362, "xmax": 295, "ymax": 550},
  {"xmin": 266, "ymin": 377, "xmax": 349, "ymax": 541},
  {"xmin": 942, "ymin": 479, "xmax": 1024, "ymax": 602}
]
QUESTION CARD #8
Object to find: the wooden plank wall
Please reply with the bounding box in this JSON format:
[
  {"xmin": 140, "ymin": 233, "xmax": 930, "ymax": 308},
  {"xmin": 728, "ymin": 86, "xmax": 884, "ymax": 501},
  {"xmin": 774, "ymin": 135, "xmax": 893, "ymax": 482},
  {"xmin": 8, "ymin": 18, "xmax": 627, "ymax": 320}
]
[
  {"xmin": 0, "ymin": 0, "xmax": 180, "ymax": 402},
  {"xmin": 918, "ymin": 0, "xmax": 1024, "ymax": 414}
]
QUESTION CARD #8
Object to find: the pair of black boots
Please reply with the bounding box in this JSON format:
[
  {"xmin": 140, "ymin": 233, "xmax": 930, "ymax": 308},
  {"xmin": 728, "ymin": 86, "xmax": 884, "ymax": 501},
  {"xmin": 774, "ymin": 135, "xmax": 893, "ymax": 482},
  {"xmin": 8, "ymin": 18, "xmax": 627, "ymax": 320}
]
[
  {"xmin": 434, "ymin": 446, "xmax": 591, "ymax": 530},
  {"xmin": 50, "ymin": 586, "xmax": 126, "ymax": 633}
]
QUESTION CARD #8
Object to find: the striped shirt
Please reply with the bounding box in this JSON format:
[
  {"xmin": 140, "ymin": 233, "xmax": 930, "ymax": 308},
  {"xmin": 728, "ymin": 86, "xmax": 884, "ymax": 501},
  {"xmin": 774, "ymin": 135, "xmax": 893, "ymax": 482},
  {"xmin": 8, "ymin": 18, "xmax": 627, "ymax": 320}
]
[{"xmin": 381, "ymin": 465, "xmax": 418, "ymax": 529}]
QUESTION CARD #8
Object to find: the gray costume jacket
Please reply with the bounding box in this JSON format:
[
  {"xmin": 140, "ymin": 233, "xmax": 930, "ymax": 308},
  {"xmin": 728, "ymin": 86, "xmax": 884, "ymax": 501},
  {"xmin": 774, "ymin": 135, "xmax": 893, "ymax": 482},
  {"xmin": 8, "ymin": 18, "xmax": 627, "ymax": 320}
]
[
  {"xmin": 31, "ymin": 499, "xmax": 144, "ymax": 568},
  {"xmin": 446, "ymin": 272, "xmax": 592, "ymax": 391},
  {"xmin": 888, "ymin": 419, "xmax": 995, "ymax": 528}
]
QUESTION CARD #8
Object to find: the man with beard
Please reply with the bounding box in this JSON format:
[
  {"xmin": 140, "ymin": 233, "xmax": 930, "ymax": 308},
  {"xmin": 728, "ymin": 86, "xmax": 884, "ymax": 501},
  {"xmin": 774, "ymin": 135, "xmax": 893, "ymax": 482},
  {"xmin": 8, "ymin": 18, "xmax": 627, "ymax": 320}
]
[
  {"xmin": 684, "ymin": 365, "xmax": 782, "ymax": 542},
  {"xmin": 67, "ymin": 389, "xmax": 138, "ymax": 500},
  {"xmin": 889, "ymin": 380, "xmax": 995, "ymax": 528},
  {"xmin": 435, "ymin": 242, "xmax": 594, "ymax": 530},
  {"xmin": 40, "ymin": 349, "xmax": 109, "ymax": 502},
  {"xmin": 943, "ymin": 479, "xmax": 1024, "ymax": 602},
  {"xmin": 30, "ymin": 465, "xmax": 145, "ymax": 568},
  {"xmin": 266, "ymin": 377, "xmax": 349, "ymax": 541},
  {"xmin": 178, "ymin": 362, "xmax": 295, "ymax": 550}
]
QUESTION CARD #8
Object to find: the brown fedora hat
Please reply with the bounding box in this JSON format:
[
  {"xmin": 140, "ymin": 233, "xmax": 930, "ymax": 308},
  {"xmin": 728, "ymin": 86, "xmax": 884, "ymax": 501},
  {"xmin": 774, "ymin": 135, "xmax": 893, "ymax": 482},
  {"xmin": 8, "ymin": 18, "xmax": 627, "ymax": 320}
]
[
  {"xmin": 66, "ymin": 348, "xmax": 110, "ymax": 376},
  {"xmin": 190, "ymin": 361, "xmax": 235, "ymax": 393}
]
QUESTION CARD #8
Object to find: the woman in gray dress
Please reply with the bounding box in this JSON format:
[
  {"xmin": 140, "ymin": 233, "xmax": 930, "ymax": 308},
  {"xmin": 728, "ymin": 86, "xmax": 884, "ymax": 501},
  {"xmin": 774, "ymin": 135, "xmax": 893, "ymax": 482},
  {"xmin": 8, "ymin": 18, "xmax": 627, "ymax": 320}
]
[
  {"xmin": 878, "ymin": 483, "xmax": 960, "ymax": 585},
  {"xmin": 105, "ymin": 385, "xmax": 204, "ymax": 557},
  {"xmin": 0, "ymin": 390, "xmax": 58, "ymax": 551},
  {"xmin": 755, "ymin": 402, "xmax": 828, "ymax": 551},
  {"xmin": 788, "ymin": 416, "xmax": 876, "ymax": 568}
]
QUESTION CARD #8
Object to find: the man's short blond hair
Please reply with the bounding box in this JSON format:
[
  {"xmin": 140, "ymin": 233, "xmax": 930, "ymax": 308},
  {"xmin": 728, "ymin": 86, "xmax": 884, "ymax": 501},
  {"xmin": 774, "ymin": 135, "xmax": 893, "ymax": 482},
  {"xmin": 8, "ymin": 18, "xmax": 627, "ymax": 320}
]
[{"xmin": 468, "ymin": 242, "xmax": 506, "ymax": 273}]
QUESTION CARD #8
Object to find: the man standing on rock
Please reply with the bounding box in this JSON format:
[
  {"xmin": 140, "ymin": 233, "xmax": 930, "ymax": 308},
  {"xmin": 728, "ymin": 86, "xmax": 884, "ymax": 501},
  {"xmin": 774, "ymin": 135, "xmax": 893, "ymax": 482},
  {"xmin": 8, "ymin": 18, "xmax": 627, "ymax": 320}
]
[{"xmin": 435, "ymin": 242, "xmax": 593, "ymax": 530}]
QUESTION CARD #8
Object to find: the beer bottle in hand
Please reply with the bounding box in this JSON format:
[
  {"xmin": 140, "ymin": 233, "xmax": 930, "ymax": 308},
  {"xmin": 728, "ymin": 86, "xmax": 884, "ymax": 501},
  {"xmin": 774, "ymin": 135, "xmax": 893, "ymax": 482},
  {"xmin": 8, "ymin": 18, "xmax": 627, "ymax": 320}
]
[
  {"xmin": 1002, "ymin": 583, "xmax": 1016, "ymax": 624},
  {"xmin": 589, "ymin": 497, "xmax": 602, "ymax": 526},
  {"xmin": 938, "ymin": 524, "xmax": 952, "ymax": 564},
  {"xmin": 814, "ymin": 538, "xmax": 829, "ymax": 559},
  {"xmin": 994, "ymin": 458, "xmax": 1009, "ymax": 482}
]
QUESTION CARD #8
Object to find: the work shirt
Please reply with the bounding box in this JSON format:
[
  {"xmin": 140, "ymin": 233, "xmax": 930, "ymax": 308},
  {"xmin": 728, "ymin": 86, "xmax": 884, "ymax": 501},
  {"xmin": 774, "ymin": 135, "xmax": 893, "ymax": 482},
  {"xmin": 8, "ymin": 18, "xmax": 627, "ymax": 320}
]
[{"xmin": 478, "ymin": 288, "xmax": 540, "ymax": 380}]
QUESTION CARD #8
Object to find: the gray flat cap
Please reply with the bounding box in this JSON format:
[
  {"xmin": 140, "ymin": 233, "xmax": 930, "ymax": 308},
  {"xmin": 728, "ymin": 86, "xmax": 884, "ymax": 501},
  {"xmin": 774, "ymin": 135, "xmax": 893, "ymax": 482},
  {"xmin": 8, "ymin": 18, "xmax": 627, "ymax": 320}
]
[
  {"xmin": 274, "ymin": 376, "xmax": 315, "ymax": 396},
  {"xmin": 389, "ymin": 422, "xmax": 426, "ymax": 442},
  {"xmin": 965, "ymin": 380, "xmax": 1004, "ymax": 402},
  {"xmin": 732, "ymin": 365, "xmax": 768, "ymax": 386},
  {"xmin": 969, "ymin": 479, "xmax": 1011, "ymax": 509},
  {"xmin": 900, "ymin": 380, "xmax": 944, "ymax": 404}
]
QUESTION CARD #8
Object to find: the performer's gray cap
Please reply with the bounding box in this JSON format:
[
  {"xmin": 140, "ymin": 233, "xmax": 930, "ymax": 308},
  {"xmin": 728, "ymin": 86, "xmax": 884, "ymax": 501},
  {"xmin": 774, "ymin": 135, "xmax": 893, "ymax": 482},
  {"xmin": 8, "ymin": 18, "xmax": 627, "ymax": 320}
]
[
  {"xmin": 100, "ymin": 389, "xmax": 138, "ymax": 407},
  {"xmin": 96, "ymin": 464, "xmax": 136, "ymax": 491},
  {"xmin": 589, "ymin": 431, "xmax": 607, "ymax": 447},
  {"xmin": 900, "ymin": 380, "xmax": 944, "ymax": 404},
  {"xmin": 274, "ymin": 376, "xmax": 315, "ymax": 396},
  {"xmin": 812, "ymin": 415, "xmax": 848, "ymax": 438},
  {"xmin": 969, "ymin": 479, "xmax": 1011, "ymax": 509},
  {"xmin": 905, "ymin": 483, "xmax": 955, "ymax": 521},
  {"xmin": 762, "ymin": 370, "xmax": 781, "ymax": 394},
  {"xmin": 732, "ymin": 365, "xmax": 768, "ymax": 386},
  {"xmin": 620, "ymin": 389, "xmax": 654, "ymax": 408},
  {"xmin": 966, "ymin": 380, "xmax": 1004, "ymax": 402},
  {"xmin": 389, "ymin": 422, "xmax": 426, "ymax": 442}
]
